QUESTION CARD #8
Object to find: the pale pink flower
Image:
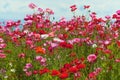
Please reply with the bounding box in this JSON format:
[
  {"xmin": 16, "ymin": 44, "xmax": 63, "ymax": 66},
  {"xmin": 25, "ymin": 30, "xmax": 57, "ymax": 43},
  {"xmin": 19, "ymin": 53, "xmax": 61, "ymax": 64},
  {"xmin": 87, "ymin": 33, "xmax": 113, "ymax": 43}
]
[
  {"xmin": 53, "ymin": 37, "xmax": 64, "ymax": 42},
  {"xmin": 35, "ymin": 56, "xmax": 42, "ymax": 61},
  {"xmin": 115, "ymin": 58, "xmax": 120, "ymax": 62},
  {"xmin": 68, "ymin": 40, "xmax": 74, "ymax": 45},
  {"xmin": 50, "ymin": 42, "xmax": 58, "ymax": 48},
  {"xmin": 38, "ymin": 8, "xmax": 44, "ymax": 13},
  {"xmin": 29, "ymin": 3, "xmax": 37, "ymax": 9},
  {"xmin": 18, "ymin": 53, "xmax": 25, "ymax": 58},
  {"xmin": 0, "ymin": 38, "xmax": 4, "ymax": 43},
  {"xmin": 45, "ymin": 8, "xmax": 54, "ymax": 14},
  {"xmin": 40, "ymin": 34, "xmax": 49, "ymax": 39},
  {"xmin": 87, "ymin": 54, "xmax": 97, "ymax": 63},
  {"xmin": 0, "ymin": 43, "xmax": 6, "ymax": 49},
  {"xmin": 41, "ymin": 58, "xmax": 46, "ymax": 63},
  {"xmin": 73, "ymin": 38, "xmax": 80, "ymax": 43},
  {"xmin": 94, "ymin": 67, "xmax": 102, "ymax": 75},
  {"xmin": 48, "ymin": 31, "xmax": 55, "ymax": 37},
  {"xmin": 26, "ymin": 71, "xmax": 32, "ymax": 76},
  {"xmin": 104, "ymin": 40, "xmax": 110, "ymax": 45},
  {"xmin": 25, "ymin": 20, "xmax": 33, "ymax": 25}
]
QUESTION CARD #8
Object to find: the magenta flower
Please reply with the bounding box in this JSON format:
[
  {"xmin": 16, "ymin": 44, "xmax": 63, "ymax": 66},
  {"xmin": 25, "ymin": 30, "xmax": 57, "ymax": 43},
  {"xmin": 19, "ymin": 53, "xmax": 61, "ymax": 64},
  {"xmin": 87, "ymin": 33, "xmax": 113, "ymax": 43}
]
[
  {"xmin": 25, "ymin": 63, "xmax": 33, "ymax": 69},
  {"xmin": 87, "ymin": 54, "xmax": 97, "ymax": 63},
  {"xmin": 26, "ymin": 40, "xmax": 33, "ymax": 46},
  {"xmin": 28, "ymin": 3, "xmax": 37, "ymax": 9},
  {"xmin": 105, "ymin": 15, "xmax": 111, "ymax": 19},
  {"xmin": 35, "ymin": 56, "xmax": 43, "ymax": 61},
  {"xmin": 88, "ymin": 72, "xmax": 96, "ymax": 78},
  {"xmin": 70, "ymin": 4, "xmax": 77, "ymax": 12},
  {"xmin": 0, "ymin": 53, "xmax": 6, "ymax": 58},
  {"xmin": 116, "ymin": 10, "xmax": 120, "ymax": 15},
  {"xmin": 35, "ymin": 56, "xmax": 46, "ymax": 66}
]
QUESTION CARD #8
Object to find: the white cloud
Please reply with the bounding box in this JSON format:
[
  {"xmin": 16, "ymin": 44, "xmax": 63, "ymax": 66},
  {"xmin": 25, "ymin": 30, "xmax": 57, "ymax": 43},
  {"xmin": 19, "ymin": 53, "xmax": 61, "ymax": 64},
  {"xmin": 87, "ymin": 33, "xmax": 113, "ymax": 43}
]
[{"xmin": 0, "ymin": 0, "xmax": 120, "ymax": 20}]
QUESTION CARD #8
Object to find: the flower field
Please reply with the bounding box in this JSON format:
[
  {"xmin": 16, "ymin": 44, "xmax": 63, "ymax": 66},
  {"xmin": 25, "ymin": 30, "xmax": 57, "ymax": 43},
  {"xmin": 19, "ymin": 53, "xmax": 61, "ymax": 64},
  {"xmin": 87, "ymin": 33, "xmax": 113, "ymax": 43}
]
[{"xmin": 1, "ymin": 3, "xmax": 120, "ymax": 80}]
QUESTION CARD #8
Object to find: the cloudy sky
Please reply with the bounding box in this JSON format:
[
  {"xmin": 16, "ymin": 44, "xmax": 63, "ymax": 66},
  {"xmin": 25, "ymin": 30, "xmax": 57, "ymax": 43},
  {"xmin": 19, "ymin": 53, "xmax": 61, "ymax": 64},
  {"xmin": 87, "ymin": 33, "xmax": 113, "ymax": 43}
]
[{"xmin": 0, "ymin": 0, "xmax": 120, "ymax": 20}]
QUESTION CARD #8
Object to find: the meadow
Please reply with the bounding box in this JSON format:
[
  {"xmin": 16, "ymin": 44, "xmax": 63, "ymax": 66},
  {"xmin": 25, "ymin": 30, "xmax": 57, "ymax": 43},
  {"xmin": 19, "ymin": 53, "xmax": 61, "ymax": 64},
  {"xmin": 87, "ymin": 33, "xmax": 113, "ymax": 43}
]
[{"xmin": 0, "ymin": 3, "xmax": 120, "ymax": 80}]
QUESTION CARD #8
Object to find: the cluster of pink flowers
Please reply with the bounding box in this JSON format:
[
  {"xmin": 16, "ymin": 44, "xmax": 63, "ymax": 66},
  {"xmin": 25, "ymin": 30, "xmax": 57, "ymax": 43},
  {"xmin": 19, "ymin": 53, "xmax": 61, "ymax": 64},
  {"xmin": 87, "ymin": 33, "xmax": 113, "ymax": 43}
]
[
  {"xmin": 35, "ymin": 56, "xmax": 46, "ymax": 66},
  {"xmin": 0, "ymin": 38, "xmax": 6, "ymax": 58}
]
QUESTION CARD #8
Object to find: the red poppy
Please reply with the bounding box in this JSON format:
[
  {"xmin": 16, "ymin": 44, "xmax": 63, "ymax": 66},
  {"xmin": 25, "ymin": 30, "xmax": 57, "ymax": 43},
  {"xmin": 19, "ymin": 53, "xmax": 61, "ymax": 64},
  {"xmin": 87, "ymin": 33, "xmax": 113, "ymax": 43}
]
[
  {"xmin": 117, "ymin": 40, "xmax": 120, "ymax": 47},
  {"xmin": 59, "ymin": 42, "xmax": 73, "ymax": 49},
  {"xmin": 59, "ymin": 72, "xmax": 69, "ymax": 79},
  {"xmin": 51, "ymin": 70, "xmax": 60, "ymax": 76},
  {"xmin": 59, "ymin": 67, "xmax": 68, "ymax": 73},
  {"xmin": 64, "ymin": 63, "xmax": 72, "ymax": 69},
  {"xmin": 103, "ymin": 49, "xmax": 111, "ymax": 54},
  {"xmin": 76, "ymin": 64, "xmax": 86, "ymax": 70},
  {"xmin": 39, "ymin": 68, "xmax": 49, "ymax": 75},
  {"xmin": 69, "ymin": 66, "xmax": 78, "ymax": 73}
]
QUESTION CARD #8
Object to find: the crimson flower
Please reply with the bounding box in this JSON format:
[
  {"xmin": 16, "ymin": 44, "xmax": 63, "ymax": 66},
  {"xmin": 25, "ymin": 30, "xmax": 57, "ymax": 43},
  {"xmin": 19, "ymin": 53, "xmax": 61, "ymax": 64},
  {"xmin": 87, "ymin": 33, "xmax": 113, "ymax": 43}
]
[
  {"xmin": 117, "ymin": 40, "xmax": 120, "ymax": 47},
  {"xmin": 69, "ymin": 66, "xmax": 78, "ymax": 73},
  {"xmin": 39, "ymin": 68, "xmax": 49, "ymax": 75},
  {"xmin": 84, "ymin": 5, "xmax": 90, "ymax": 9},
  {"xmin": 59, "ymin": 72, "xmax": 69, "ymax": 79},
  {"xmin": 70, "ymin": 5, "xmax": 77, "ymax": 12},
  {"xmin": 64, "ymin": 63, "xmax": 72, "ymax": 69},
  {"xmin": 88, "ymin": 72, "xmax": 96, "ymax": 78},
  {"xmin": 76, "ymin": 64, "xmax": 86, "ymax": 70},
  {"xmin": 59, "ymin": 42, "xmax": 73, "ymax": 49},
  {"xmin": 33, "ymin": 70, "xmax": 38, "ymax": 75},
  {"xmin": 51, "ymin": 70, "xmax": 60, "ymax": 76},
  {"xmin": 59, "ymin": 67, "xmax": 68, "ymax": 73}
]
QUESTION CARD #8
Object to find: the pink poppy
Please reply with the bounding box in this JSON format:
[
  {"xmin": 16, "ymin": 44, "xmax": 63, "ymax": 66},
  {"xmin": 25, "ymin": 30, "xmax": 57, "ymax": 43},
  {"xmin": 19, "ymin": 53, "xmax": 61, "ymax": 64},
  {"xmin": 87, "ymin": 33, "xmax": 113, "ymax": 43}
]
[
  {"xmin": 0, "ymin": 53, "xmax": 6, "ymax": 58},
  {"xmin": 87, "ymin": 54, "xmax": 97, "ymax": 63},
  {"xmin": 116, "ymin": 10, "xmax": 120, "ymax": 15},
  {"xmin": 28, "ymin": 3, "xmax": 37, "ymax": 9}
]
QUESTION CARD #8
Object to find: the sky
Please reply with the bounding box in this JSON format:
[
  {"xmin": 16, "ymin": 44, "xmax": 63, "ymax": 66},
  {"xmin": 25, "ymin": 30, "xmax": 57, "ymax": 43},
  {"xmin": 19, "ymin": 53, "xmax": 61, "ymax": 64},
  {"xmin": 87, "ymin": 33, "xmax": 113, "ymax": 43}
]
[{"xmin": 0, "ymin": 0, "xmax": 120, "ymax": 21}]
